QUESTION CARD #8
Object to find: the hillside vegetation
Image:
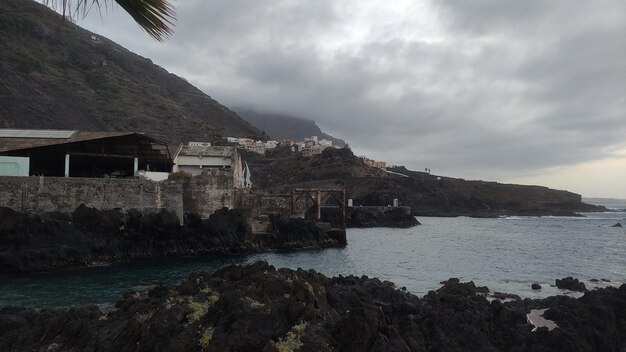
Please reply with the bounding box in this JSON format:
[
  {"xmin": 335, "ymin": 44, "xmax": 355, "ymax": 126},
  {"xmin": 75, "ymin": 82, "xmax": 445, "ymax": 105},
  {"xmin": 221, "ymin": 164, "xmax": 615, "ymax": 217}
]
[{"xmin": 0, "ymin": 0, "xmax": 263, "ymax": 143}]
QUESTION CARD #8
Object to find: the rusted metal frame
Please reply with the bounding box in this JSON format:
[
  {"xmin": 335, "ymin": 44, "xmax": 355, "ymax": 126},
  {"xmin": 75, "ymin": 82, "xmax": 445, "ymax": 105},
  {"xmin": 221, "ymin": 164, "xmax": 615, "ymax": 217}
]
[
  {"xmin": 290, "ymin": 188, "xmax": 346, "ymax": 228},
  {"xmin": 316, "ymin": 190, "xmax": 321, "ymax": 220},
  {"xmin": 323, "ymin": 190, "xmax": 346, "ymax": 229}
]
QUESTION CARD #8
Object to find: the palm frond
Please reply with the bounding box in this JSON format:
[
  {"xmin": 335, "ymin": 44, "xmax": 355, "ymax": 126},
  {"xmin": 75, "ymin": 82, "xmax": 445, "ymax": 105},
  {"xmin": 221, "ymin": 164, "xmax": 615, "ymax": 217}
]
[
  {"xmin": 114, "ymin": 0, "xmax": 175, "ymax": 41},
  {"xmin": 43, "ymin": 0, "xmax": 176, "ymax": 41}
]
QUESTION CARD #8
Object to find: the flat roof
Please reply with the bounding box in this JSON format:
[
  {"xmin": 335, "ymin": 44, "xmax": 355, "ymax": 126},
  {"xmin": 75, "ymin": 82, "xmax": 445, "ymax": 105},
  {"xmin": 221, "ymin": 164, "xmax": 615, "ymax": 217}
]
[{"xmin": 176, "ymin": 146, "xmax": 237, "ymax": 158}]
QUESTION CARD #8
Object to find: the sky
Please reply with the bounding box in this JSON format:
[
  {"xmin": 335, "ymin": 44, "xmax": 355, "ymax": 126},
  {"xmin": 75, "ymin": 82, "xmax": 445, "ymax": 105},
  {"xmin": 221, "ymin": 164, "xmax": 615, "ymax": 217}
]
[{"xmin": 63, "ymin": 0, "xmax": 625, "ymax": 198}]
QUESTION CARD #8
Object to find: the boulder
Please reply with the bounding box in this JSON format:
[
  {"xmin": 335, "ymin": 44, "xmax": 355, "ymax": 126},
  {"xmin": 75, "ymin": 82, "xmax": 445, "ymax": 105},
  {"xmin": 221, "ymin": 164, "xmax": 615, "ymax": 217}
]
[
  {"xmin": 555, "ymin": 277, "xmax": 587, "ymax": 292},
  {"xmin": 490, "ymin": 292, "xmax": 521, "ymax": 300},
  {"xmin": 437, "ymin": 278, "xmax": 488, "ymax": 296},
  {"xmin": 531, "ymin": 283, "xmax": 542, "ymax": 290},
  {"xmin": 611, "ymin": 222, "xmax": 622, "ymax": 227}
]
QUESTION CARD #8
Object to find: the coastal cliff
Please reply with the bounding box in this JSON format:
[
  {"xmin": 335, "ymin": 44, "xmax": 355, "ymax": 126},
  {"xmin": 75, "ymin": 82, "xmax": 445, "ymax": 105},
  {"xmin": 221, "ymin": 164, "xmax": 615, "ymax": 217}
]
[
  {"xmin": 0, "ymin": 262, "xmax": 623, "ymax": 351},
  {"xmin": 0, "ymin": 206, "xmax": 345, "ymax": 274},
  {"xmin": 242, "ymin": 148, "xmax": 606, "ymax": 218}
]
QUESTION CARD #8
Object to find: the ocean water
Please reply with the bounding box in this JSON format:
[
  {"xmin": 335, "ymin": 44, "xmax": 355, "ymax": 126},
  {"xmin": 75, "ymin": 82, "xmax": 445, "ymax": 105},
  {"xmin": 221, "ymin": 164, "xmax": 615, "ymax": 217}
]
[{"xmin": 0, "ymin": 209, "xmax": 624, "ymax": 308}]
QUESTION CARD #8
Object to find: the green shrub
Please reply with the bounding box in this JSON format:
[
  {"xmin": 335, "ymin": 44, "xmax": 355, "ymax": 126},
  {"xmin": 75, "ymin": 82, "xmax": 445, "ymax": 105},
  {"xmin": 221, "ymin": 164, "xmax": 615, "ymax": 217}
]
[
  {"xmin": 276, "ymin": 322, "xmax": 308, "ymax": 352},
  {"xmin": 199, "ymin": 326, "xmax": 214, "ymax": 349}
]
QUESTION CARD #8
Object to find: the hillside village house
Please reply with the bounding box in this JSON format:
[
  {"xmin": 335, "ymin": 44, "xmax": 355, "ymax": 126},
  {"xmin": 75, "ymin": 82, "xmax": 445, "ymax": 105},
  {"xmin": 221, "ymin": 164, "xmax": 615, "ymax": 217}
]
[
  {"xmin": 301, "ymin": 144, "xmax": 326, "ymax": 157},
  {"xmin": 227, "ymin": 137, "xmax": 279, "ymax": 155},
  {"xmin": 359, "ymin": 156, "xmax": 387, "ymax": 169}
]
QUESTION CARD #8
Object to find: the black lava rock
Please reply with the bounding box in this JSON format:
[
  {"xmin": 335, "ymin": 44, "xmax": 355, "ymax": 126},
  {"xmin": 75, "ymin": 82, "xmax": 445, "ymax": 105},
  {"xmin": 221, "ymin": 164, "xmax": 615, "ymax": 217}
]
[
  {"xmin": 347, "ymin": 207, "xmax": 420, "ymax": 228},
  {"xmin": 1, "ymin": 262, "xmax": 624, "ymax": 352},
  {"xmin": 0, "ymin": 206, "xmax": 345, "ymax": 274},
  {"xmin": 555, "ymin": 277, "xmax": 587, "ymax": 292}
]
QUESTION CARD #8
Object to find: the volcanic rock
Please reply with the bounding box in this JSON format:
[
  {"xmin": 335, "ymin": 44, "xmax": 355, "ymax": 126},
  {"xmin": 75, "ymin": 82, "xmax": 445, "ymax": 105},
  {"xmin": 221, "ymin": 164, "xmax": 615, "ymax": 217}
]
[
  {"xmin": 555, "ymin": 277, "xmax": 587, "ymax": 292},
  {"xmin": 490, "ymin": 292, "xmax": 521, "ymax": 300},
  {"xmin": 346, "ymin": 207, "xmax": 420, "ymax": 228},
  {"xmin": 0, "ymin": 206, "xmax": 345, "ymax": 274},
  {"xmin": 0, "ymin": 262, "xmax": 624, "ymax": 352}
]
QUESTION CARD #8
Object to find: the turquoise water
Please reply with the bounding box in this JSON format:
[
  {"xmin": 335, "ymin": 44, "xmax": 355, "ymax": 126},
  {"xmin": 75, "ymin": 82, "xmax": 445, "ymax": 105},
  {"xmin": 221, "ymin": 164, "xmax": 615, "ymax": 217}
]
[{"xmin": 1, "ymin": 211, "xmax": 624, "ymax": 308}]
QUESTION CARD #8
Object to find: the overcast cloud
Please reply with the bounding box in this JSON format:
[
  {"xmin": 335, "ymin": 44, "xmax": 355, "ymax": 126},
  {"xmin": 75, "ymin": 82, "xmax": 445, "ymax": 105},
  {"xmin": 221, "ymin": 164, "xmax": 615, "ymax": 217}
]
[{"xmin": 77, "ymin": 0, "xmax": 626, "ymax": 197}]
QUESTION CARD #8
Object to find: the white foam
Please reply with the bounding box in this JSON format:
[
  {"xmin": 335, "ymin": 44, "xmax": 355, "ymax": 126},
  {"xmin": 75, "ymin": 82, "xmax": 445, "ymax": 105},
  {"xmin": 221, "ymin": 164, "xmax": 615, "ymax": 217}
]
[{"xmin": 527, "ymin": 309, "xmax": 558, "ymax": 332}]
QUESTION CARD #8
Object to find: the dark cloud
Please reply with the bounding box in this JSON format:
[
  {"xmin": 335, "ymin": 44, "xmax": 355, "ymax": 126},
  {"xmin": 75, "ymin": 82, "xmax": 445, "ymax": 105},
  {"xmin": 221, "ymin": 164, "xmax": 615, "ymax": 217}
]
[{"xmin": 79, "ymin": 0, "xmax": 626, "ymax": 187}]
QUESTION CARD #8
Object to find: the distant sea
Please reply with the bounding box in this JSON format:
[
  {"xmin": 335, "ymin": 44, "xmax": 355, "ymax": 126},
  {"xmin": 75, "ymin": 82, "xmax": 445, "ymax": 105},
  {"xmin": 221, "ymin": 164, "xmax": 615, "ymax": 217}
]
[
  {"xmin": 1, "ymin": 200, "xmax": 624, "ymax": 309},
  {"xmin": 584, "ymin": 197, "xmax": 626, "ymax": 210}
]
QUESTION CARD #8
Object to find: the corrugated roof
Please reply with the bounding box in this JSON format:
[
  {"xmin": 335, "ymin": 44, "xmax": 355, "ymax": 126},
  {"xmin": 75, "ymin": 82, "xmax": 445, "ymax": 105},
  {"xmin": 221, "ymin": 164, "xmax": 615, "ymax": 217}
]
[
  {"xmin": 0, "ymin": 130, "xmax": 139, "ymax": 153},
  {"xmin": 0, "ymin": 129, "xmax": 77, "ymax": 138}
]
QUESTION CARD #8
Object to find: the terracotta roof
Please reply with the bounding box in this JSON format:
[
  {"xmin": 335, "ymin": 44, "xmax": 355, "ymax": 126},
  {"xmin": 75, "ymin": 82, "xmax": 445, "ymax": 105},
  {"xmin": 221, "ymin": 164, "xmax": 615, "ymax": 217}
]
[{"xmin": 0, "ymin": 130, "xmax": 160, "ymax": 153}]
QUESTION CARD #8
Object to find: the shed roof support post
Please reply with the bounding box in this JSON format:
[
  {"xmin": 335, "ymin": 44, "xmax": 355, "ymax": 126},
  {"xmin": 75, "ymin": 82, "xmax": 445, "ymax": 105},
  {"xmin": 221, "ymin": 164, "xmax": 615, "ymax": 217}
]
[
  {"xmin": 64, "ymin": 154, "xmax": 70, "ymax": 178},
  {"xmin": 134, "ymin": 157, "xmax": 139, "ymax": 177}
]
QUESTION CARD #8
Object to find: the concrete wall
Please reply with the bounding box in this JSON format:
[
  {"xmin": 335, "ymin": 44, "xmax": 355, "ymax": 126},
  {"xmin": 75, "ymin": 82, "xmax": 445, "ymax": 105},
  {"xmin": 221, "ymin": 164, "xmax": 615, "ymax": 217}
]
[
  {"xmin": 175, "ymin": 165, "xmax": 216, "ymax": 177},
  {"xmin": 348, "ymin": 205, "xmax": 412, "ymax": 214},
  {"xmin": 138, "ymin": 171, "xmax": 170, "ymax": 181},
  {"xmin": 0, "ymin": 176, "xmax": 184, "ymax": 220},
  {"xmin": 175, "ymin": 155, "xmax": 232, "ymax": 167},
  {"xmin": 0, "ymin": 156, "xmax": 29, "ymax": 176}
]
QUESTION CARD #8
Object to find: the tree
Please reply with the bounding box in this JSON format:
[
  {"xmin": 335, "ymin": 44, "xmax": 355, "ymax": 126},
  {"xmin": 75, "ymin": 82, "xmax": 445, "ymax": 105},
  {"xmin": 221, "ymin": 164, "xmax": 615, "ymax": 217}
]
[{"xmin": 44, "ymin": 0, "xmax": 175, "ymax": 41}]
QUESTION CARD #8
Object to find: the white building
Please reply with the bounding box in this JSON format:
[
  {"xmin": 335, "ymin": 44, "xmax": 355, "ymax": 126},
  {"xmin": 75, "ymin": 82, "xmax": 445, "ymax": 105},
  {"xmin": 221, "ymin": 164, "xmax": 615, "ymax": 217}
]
[
  {"xmin": 252, "ymin": 141, "xmax": 266, "ymax": 155},
  {"xmin": 265, "ymin": 140, "xmax": 278, "ymax": 149},
  {"xmin": 173, "ymin": 145, "xmax": 242, "ymax": 178},
  {"xmin": 304, "ymin": 136, "xmax": 319, "ymax": 143},
  {"xmin": 319, "ymin": 139, "xmax": 333, "ymax": 147}
]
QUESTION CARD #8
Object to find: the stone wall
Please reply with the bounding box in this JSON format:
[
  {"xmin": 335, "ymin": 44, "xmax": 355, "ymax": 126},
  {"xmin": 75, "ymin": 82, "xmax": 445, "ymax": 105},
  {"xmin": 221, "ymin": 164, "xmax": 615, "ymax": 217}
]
[
  {"xmin": 0, "ymin": 174, "xmax": 409, "ymax": 229},
  {"xmin": 0, "ymin": 167, "xmax": 260, "ymax": 222},
  {"xmin": 0, "ymin": 176, "xmax": 184, "ymax": 220},
  {"xmin": 235, "ymin": 191, "xmax": 292, "ymax": 218},
  {"xmin": 182, "ymin": 169, "xmax": 236, "ymax": 218},
  {"xmin": 349, "ymin": 206, "xmax": 412, "ymax": 215}
]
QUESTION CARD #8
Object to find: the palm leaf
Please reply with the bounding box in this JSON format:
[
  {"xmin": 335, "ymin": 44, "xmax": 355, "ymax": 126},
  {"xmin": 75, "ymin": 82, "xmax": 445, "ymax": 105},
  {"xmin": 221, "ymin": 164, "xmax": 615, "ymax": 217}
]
[
  {"xmin": 113, "ymin": 0, "xmax": 175, "ymax": 41},
  {"xmin": 43, "ymin": 0, "xmax": 176, "ymax": 41}
]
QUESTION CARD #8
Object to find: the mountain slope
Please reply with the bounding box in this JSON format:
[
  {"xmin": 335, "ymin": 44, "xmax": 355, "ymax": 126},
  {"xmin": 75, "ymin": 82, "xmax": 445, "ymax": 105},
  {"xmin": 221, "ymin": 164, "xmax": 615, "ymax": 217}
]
[
  {"xmin": 234, "ymin": 108, "xmax": 345, "ymax": 146},
  {"xmin": 0, "ymin": 0, "xmax": 263, "ymax": 143}
]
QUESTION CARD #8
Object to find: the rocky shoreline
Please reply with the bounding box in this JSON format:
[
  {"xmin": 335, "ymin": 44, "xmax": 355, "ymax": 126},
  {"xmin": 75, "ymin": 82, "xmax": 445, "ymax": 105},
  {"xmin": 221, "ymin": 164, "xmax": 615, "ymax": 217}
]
[
  {"xmin": 0, "ymin": 262, "xmax": 623, "ymax": 352},
  {"xmin": 346, "ymin": 206, "xmax": 421, "ymax": 228},
  {"xmin": 0, "ymin": 206, "xmax": 346, "ymax": 275}
]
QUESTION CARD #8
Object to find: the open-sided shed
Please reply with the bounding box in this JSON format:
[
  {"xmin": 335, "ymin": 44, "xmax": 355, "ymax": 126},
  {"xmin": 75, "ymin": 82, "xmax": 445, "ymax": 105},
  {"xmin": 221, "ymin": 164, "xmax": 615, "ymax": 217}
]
[{"xmin": 0, "ymin": 129, "xmax": 173, "ymax": 178}]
